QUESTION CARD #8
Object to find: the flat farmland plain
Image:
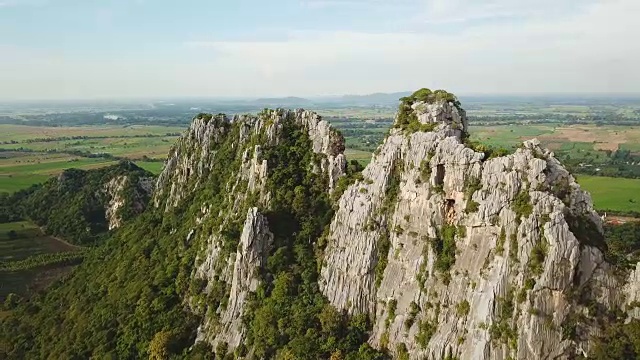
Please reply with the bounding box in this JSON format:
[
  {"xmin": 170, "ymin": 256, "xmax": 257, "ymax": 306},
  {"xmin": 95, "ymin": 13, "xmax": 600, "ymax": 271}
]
[
  {"xmin": 0, "ymin": 221, "xmax": 80, "ymax": 300},
  {"xmin": 470, "ymin": 123, "xmax": 640, "ymax": 155},
  {"xmin": 0, "ymin": 124, "xmax": 184, "ymax": 142},
  {"xmin": 576, "ymin": 175, "xmax": 640, "ymax": 213},
  {"xmin": 1, "ymin": 121, "xmax": 640, "ymax": 215},
  {"xmin": 0, "ymin": 124, "xmax": 182, "ymax": 192}
]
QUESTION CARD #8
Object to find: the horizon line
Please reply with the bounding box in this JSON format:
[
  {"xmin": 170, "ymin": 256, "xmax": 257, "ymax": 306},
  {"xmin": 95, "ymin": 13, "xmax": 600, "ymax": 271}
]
[{"xmin": 3, "ymin": 91, "xmax": 640, "ymax": 103}]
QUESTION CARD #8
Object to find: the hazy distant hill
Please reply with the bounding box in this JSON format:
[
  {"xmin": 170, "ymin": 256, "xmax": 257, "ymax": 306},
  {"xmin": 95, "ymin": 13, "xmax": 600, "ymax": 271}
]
[
  {"xmin": 302, "ymin": 92, "xmax": 407, "ymax": 107},
  {"xmin": 250, "ymin": 93, "xmax": 411, "ymax": 107},
  {"xmin": 251, "ymin": 96, "xmax": 315, "ymax": 107}
]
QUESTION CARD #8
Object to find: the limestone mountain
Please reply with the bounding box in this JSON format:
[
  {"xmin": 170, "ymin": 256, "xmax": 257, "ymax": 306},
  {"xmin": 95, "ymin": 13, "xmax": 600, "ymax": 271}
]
[
  {"xmin": 1, "ymin": 90, "xmax": 639, "ymax": 360},
  {"xmin": 320, "ymin": 89, "xmax": 629, "ymax": 359},
  {"xmin": 1, "ymin": 160, "xmax": 154, "ymax": 245}
]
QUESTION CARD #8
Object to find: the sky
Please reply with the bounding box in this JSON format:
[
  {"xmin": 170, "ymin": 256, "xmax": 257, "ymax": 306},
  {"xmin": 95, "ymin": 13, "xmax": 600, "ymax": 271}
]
[{"xmin": 0, "ymin": 0, "xmax": 638, "ymax": 100}]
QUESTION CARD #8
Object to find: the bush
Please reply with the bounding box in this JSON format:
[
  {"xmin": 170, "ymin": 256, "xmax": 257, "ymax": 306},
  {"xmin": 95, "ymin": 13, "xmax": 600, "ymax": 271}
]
[
  {"xmin": 415, "ymin": 319, "xmax": 437, "ymax": 349},
  {"xmin": 404, "ymin": 301, "xmax": 420, "ymax": 330},
  {"xmin": 604, "ymin": 222, "xmax": 640, "ymax": 267},
  {"xmin": 464, "ymin": 177, "xmax": 482, "ymax": 213},
  {"xmin": 590, "ymin": 319, "xmax": 640, "ymax": 359},
  {"xmin": 375, "ymin": 231, "xmax": 391, "ymax": 289},
  {"xmin": 385, "ymin": 299, "xmax": 398, "ymax": 328},
  {"xmin": 396, "ymin": 343, "xmax": 410, "ymax": 360},
  {"xmin": 512, "ymin": 190, "xmax": 533, "ymax": 221},
  {"xmin": 433, "ymin": 225, "xmax": 457, "ymax": 274},
  {"xmin": 509, "ymin": 233, "xmax": 519, "ymax": 262},
  {"xmin": 456, "ymin": 300, "xmax": 470, "ymax": 316},
  {"xmin": 528, "ymin": 239, "xmax": 548, "ymax": 276},
  {"xmin": 496, "ymin": 227, "xmax": 506, "ymax": 255},
  {"xmin": 396, "ymin": 88, "xmax": 461, "ymax": 134}
]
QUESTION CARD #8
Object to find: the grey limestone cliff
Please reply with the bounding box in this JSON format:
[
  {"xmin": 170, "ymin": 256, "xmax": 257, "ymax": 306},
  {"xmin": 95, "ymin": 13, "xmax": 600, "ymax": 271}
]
[
  {"xmin": 154, "ymin": 109, "xmax": 346, "ymax": 211},
  {"xmin": 320, "ymin": 96, "xmax": 625, "ymax": 359},
  {"xmin": 153, "ymin": 109, "xmax": 346, "ymax": 352},
  {"xmin": 151, "ymin": 93, "xmax": 637, "ymax": 359},
  {"xmin": 195, "ymin": 207, "xmax": 273, "ymax": 349}
]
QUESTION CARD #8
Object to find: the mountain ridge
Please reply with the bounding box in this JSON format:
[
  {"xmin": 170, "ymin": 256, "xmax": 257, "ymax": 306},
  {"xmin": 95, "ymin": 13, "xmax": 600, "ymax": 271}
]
[{"xmin": 2, "ymin": 89, "xmax": 640, "ymax": 359}]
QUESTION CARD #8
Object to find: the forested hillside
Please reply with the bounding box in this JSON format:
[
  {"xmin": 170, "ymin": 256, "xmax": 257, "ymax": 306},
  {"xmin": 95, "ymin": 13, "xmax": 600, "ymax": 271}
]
[
  {"xmin": 0, "ymin": 161, "xmax": 153, "ymax": 245},
  {"xmin": 2, "ymin": 92, "xmax": 640, "ymax": 359},
  {"xmin": 0, "ymin": 111, "xmax": 384, "ymax": 359}
]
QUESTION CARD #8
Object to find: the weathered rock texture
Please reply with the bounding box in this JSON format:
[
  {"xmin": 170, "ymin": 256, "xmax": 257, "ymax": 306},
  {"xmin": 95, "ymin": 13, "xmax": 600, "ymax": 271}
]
[
  {"xmin": 154, "ymin": 110, "xmax": 346, "ymax": 210},
  {"xmin": 625, "ymin": 263, "xmax": 640, "ymax": 319},
  {"xmin": 320, "ymin": 99, "xmax": 625, "ymax": 359},
  {"xmin": 152, "ymin": 97, "xmax": 639, "ymax": 359},
  {"xmin": 103, "ymin": 174, "xmax": 154, "ymax": 230},
  {"xmin": 196, "ymin": 207, "xmax": 273, "ymax": 348},
  {"xmin": 154, "ymin": 109, "xmax": 346, "ymax": 351}
]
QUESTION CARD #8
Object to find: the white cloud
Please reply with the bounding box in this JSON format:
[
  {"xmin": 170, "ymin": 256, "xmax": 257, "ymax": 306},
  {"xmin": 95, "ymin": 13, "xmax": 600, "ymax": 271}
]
[
  {"xmin": 417, "ymin": 0, "xmax": 588, "ymax": 23},
  {"xmin": 300, "ymin": 0, "xmax": 393, "ymax": 9},
  {"xmin": 0, "ymin": 0, "xmax": 638, "ymax": 99},
  {"xmin": 182, "ymin": 0, "xmax": 639, "ymax": 96},
  {"xmin": 0, "ymin": 0, "xmax": 48, "ymax": 7}
]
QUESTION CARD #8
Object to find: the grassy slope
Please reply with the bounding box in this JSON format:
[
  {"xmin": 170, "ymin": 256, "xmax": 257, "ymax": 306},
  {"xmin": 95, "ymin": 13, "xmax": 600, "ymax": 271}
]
[
  {"xmin": 136, "ymin": 161, "xmax": 164, "ymax": 174},
  {"xmin": 0, "ymin": 159, "xmax": 117, "ymax": 193}
]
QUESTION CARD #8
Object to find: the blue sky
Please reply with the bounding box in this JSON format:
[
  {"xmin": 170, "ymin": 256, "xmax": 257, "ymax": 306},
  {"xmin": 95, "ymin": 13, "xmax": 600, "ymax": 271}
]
[{"xmin": 1, "ymin": 0, "xmax": 638, "ymax": 99}]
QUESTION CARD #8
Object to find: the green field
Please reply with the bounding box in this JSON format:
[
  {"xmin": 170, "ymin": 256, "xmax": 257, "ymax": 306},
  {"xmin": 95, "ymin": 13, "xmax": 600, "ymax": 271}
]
[
  {"xmin": 0, "ymin": 123, "xmax": 178, "ymax": 193},
  {"xmin": 0, "ymin": 221, "xmax": 79, "ymax": 300},
  {"xmin": 469, "ymin": 124, "xmax": 554, "ymax": 149},
  {"xmin": 345, "ymin": 149, "xmax": 373, "ymax": 166},
  {"xmin": 0, "ymin": 158, "xmax": 164, "ymax": 193},
  {"xmin": 0, "ymin": 174, "xmax": 50, "ymax": 193},
  {"xmin": 0, "ymin": 136, "xmax": 176, "ymax": 158},
  {"xmin": 137, "ymin": 161, "xmax": 165, "ymax": 174},
  {"xmin": 0, "ymin": 157, "xmax": 117, "ymax": 193},
  {"xmin": 0, "ymin": 124, "xmax": 184, "ymax": 142},
  {"xmin": 0, "ymin": 221, "xmax": 76, "ymax": 262},
  {"xmin": 577, "ymin": 175, "xmax": 640, "ymax": 213}
]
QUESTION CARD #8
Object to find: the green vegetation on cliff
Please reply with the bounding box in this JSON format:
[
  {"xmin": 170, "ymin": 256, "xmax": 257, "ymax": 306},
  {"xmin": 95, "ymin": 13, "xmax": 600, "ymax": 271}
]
[
  {"xmin": 0, "ymin": 161, "xmax": 153, "ymax": 246},
  {"xmin": 242, "ymin": 117, "xmax": 384, "ymax": 359},
  {"xmin": 0, "ymin": 112, "xmax": 385, "ymax": 360},
  {"xmin": 395, "ymin": 88, "xmax": 460, "ymax": 133}
]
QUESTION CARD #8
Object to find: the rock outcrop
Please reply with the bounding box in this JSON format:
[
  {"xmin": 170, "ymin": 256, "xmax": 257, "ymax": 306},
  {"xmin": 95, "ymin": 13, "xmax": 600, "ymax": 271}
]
[
  {"xmin": 154, "ymin": 110, "xmax": 346, "ymax": 211},
  {"xmin": 196, "ymin": 207, "xmax": 273, "ymax": 349},
  {"xmin": 14, "ymin": 160, "xmax": 154, "ymax": 246},
  {"xmin": 154, "ymin": 109, "xmax": 346, "ymax": 352},
  {"xmin": 152, "ymin": 92, "xmax": 635, "ymax": 359},
  {"xmin": 625, "ymin": 263, "xmax": 640, "ymax": 319},
  {"xmin": 103, "ymin": 174, "xmax": 154, "ymax": 230},
  {"xmin": 320, "ymin": 94, "xmax": 625, "ymax": 359}
]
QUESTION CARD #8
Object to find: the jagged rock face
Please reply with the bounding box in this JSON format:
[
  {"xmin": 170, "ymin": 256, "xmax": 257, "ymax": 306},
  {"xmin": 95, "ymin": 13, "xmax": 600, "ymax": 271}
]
[
  {"xmin": 102, "ymin": 175, "xmax": 154, "ymax": 230},
  {"xmin": 625, "ymin": 263, "xmax": 640, "ymax": 319},
  {"xmin": 320, "ymin": 99, "xmax": 624, "ymax": 359},
  {"xmin": 412, "ymin": 100, "xmax": 467, "ymax": 133},
  {"xmin": 156, "ymin": 109, "xmax": 345, "ymax": 352},
  {"xmin": 154, "ymin": 110, "xmax": 346, "ymax": 210},
  {"xmin": 196, "ymin": 207, "xmax": 273, "ymax": 349},
  {"xmin": 154, "ymin": 115, "xmax": 232, "ymax": 209}
]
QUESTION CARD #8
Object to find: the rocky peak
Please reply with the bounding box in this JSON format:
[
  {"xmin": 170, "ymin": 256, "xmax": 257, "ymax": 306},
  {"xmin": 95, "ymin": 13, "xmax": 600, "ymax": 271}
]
[
  {"xmin": 152, "ymin": 108, "xmax": 347, "ymax": 354},
  {"xmin": 154, "ymin": 109, "xmax": 346, "ymax": 210},
  {"xmin": 394, "ymin": 88, "xmax": 468, "ymax": 140},
  {"xmin": 320, "ymin": 89, "xmax": 625, "ymax": 359}
]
